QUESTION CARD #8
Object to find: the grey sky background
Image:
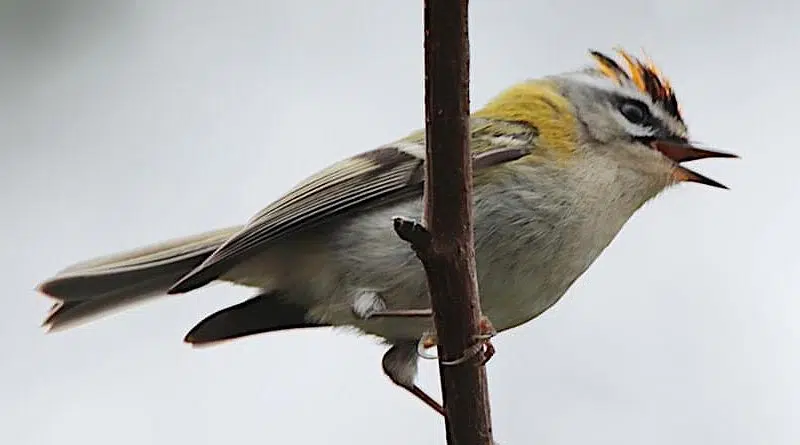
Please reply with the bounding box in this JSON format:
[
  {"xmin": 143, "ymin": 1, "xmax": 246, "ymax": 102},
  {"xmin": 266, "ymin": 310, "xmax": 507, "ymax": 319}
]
[{"xmin": 1, "ymin": 1, "xmax": 797, "ymax": 444}]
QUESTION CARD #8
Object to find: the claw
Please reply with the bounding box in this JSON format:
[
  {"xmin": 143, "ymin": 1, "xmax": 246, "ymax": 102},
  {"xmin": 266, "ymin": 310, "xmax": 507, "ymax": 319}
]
[
  {"xmin": 441, "ymin": 314, "xmax": 497, "ymax": 366},
  {"xmin": 416, "ymin": 331, "xmax": 439, "ymax": 360}
]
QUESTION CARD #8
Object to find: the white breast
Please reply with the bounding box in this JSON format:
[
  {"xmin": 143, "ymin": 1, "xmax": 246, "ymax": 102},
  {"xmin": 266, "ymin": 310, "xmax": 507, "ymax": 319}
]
[{"xmin": 294, "ymin": 155, "xmax": 669, "ymax": 342}]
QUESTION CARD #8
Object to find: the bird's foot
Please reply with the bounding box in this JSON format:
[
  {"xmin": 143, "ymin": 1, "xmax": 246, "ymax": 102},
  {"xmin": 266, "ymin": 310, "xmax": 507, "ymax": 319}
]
[
  {"xmin": 441, "ymin": 314, "xmax": 497, "ymax": 366},
  {"xmin": 416, "ymin": 314, "xmax": 497, "ymax": 366}
]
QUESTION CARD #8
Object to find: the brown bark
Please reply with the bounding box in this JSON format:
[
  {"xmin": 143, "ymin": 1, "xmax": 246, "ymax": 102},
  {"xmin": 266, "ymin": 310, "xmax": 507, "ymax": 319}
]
[{"xmin": 394, "ymin": 1, "xmax": 494, "ymax": 444}]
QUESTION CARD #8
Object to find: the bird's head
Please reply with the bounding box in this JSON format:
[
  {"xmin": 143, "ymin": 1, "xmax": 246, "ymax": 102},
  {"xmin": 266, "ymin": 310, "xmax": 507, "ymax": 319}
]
[{"xmin": 474, "ymin": 49, "xmax": 737, "ymax": 192}]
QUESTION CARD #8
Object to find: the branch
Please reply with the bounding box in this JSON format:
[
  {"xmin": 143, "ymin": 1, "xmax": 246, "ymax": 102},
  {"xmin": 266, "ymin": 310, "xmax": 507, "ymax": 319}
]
[{"xmin": 395, "ymin": 1, "xmax": 494, "ymax": 443}]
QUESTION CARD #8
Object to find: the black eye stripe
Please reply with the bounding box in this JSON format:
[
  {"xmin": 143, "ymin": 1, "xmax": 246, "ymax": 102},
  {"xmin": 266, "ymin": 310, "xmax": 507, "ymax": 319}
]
[
  {"xmin": 610, "ymin": 96, "xmax": 688, "ymax": 142},
  {"xmin": 604, "ymin": 93, "xmax": 688, "ymax": 143}
]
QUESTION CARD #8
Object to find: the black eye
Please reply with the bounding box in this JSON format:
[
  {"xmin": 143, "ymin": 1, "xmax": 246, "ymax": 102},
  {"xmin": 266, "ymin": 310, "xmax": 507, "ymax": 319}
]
[{"xmin": 619, "ymin": 100, "xmax": 650, "ymax": 124}]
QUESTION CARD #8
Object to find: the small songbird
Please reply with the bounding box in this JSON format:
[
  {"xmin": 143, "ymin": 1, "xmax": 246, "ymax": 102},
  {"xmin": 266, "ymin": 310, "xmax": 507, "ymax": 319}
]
[{"xmin": 37, "ymin": 49, "xmax": 736, "ymax": 414}]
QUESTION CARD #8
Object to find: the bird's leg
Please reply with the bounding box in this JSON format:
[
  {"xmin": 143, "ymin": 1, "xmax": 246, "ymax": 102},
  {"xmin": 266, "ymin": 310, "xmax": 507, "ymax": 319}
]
[
  {"xmin": 351, "ymin": 293, "xmax": 443, "ymax": 415},
  {"xmin": 382, "ymin": 341, "xmax": 444, "ymax": 416},
  {"xmin": 352, "ymin": 290, "xmax": 497, "ymax": 366},
  {"xmin": 354, "ymin": 291, "xmax": 494, "ymax": 415},
  {"xmin": 382, "ymin": 317, "xmax": 495, "ymax": 417},
  {"xmin": 370, "ymin": 309, "xmax": 434, "ymax": 318},
  {"xmin": 350, "ymin": 289, "xmax": 433, "ymax": 319}
]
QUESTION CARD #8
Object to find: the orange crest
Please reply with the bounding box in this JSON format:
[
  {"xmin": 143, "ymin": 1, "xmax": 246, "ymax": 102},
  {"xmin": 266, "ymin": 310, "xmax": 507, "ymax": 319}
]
[{"xmin": 589, "ymin": 49, "xmax": 683, "ymax": 122}]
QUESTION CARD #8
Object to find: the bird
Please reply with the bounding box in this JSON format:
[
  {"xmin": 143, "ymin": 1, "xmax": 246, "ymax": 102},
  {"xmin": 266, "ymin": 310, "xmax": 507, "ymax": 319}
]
[{"xmin": 36, "ymin": 49, "xmax": 736, "ymax": 415}]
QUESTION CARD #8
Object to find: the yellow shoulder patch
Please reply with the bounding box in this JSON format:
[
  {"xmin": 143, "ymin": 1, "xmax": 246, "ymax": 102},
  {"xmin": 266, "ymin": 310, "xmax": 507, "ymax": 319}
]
[{"xmin": 472, "ymin": 80, "xmax": 577, "ymax": 159}]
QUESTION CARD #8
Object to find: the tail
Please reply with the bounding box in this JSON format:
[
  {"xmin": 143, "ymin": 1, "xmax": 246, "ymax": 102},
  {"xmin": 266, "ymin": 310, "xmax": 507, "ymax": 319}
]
[{"xmin": 37, "ymin": 226, "xmax": 242, "ymax": 332}]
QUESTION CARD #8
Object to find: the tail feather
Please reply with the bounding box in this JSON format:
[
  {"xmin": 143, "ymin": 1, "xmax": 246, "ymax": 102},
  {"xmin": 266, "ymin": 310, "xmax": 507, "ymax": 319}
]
[
  {"xmin": 38, "ymin": 226, "xmax": 241, "ymax": 331},
  {"xmin": 184, "ymin": 291, "xmax": 329, "ymax": 345}
]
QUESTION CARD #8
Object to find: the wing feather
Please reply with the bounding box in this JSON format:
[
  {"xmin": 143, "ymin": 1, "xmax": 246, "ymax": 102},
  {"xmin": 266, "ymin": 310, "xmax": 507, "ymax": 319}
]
[{"xmin": 169, "ymin": 122, "xmax": 536, "ymax": 294}]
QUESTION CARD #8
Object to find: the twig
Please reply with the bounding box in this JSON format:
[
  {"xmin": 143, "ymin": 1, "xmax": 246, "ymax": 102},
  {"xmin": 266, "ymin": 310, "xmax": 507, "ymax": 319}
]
[{"xmin": 392, "ymin": 1, "xmax": 494, "ymax": 444}]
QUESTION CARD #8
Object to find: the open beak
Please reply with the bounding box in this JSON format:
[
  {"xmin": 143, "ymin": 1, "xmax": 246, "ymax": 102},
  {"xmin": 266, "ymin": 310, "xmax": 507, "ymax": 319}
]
[{"xmin": 651, "ymin": 140, "xmax": 738, "ymax": 189}]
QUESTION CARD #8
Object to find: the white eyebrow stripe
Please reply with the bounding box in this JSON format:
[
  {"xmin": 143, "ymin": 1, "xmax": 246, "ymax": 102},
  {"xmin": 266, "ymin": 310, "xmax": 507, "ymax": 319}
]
[
  {"xmin": 565, "ymin": 71, "xmax": 688, "ymax": 140},
  {"xmin": 563, "ymin": 72, "xmax": 619, "ymax": 91},
  {"xmin": 564, "ymin": 72, "xmax": 651, "ymax": 103}
]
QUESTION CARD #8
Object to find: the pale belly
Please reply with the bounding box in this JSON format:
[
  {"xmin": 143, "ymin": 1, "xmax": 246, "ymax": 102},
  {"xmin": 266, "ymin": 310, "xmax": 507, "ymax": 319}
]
[
  {"xmin": 326, "ymin": 247, "xmax": 586, "ymax": 342},
  {"xmin": 298, "ymin": 189, "xmax": 608, "ymax": 342},
  {"xmin": 226, "ymin": 158, "xmax": 661, "ymax": 343}
]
